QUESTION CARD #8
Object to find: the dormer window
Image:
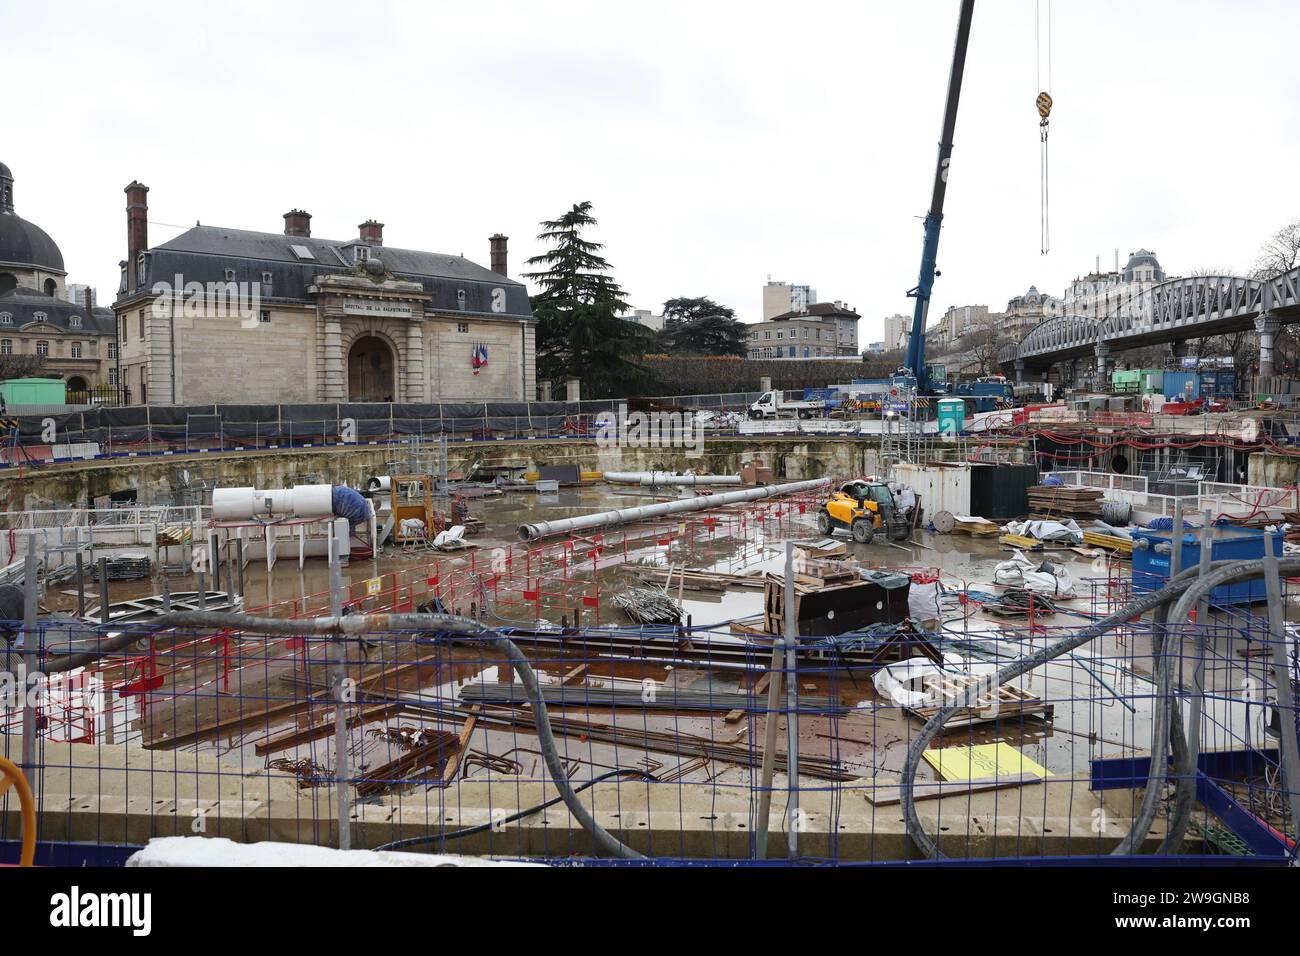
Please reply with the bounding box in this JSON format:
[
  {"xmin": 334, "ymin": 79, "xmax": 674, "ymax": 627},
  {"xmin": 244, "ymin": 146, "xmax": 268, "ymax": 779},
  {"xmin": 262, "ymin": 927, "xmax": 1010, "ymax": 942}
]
[
  {"xmin": 32, "ymin": 311, "xmax": 46, "ymax": 323},
  {"xmin": 456, "ymin": 289, "xmax": 466, "ymax": 309},
  {"xmin": 354, "ymin": 246, "xmax": 370, "ymax": 264},
  {"xmin": 0, "ymin": 313, "xmax": 10, "ymax": 326},
  {"xmin": 224, "ymin": 268, "xmax": 236, "ymax": 281},
  {"xmin": 69, "ymin": 315, "xmax": 82, "ymax": 328},
  {"xmin": 136, "ymin": 253, "xmax": 147, "ymax": 285}
]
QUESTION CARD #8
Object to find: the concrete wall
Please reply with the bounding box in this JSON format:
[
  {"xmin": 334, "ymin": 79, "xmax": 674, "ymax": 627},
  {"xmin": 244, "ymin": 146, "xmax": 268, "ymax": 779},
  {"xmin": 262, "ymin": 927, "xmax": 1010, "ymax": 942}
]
[{"xmin": 0, "ymin": 437, "xmax": 885, "ymax": 511}]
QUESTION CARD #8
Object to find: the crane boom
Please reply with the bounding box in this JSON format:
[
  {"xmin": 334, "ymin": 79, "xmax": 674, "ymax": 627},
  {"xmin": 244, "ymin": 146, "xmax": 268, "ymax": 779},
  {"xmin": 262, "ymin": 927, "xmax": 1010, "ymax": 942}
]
[{"xmin": 903, "ymin": 0, "xmax": 976, "ymax": 395}]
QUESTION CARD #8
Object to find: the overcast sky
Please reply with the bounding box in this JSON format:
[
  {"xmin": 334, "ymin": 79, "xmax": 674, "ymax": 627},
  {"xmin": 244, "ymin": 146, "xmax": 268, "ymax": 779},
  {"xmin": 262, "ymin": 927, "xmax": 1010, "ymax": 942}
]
[{"xmin": 5, "ymin": 1, "xmax": 1298, "ymax": 343}]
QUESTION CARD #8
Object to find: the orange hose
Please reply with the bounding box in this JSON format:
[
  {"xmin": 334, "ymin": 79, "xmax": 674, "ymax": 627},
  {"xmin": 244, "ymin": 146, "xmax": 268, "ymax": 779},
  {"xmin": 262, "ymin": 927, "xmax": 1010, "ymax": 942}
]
[{"xmin": 0, "ymin": 755, "xmax": 36, "ymax": 866}]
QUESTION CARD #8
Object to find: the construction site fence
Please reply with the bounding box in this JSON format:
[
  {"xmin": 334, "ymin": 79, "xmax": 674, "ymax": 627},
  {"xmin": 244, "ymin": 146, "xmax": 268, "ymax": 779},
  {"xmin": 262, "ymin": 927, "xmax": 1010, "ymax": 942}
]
[
  {"xmin": 1049, "ymin": 471, "xmax": 1299, "ymax": 521},
  {"xmin": 1, "ymin": 574, "xmax": 1297, "ymax": 866}
]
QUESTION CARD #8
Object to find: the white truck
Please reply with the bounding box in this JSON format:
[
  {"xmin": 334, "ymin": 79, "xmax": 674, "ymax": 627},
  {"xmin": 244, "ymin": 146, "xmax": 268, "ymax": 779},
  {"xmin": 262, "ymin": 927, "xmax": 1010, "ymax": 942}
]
[{"xmin": 747, "ymin": 390, "xmax": 826, "ymax": 420}]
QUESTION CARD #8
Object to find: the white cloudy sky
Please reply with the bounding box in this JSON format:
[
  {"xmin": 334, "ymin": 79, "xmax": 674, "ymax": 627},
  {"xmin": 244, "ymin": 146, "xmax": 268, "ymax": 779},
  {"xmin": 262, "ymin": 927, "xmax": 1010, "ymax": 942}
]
[{"xmin": 5, "ymin": 1, "xmax": 1298, "ymax": 342}]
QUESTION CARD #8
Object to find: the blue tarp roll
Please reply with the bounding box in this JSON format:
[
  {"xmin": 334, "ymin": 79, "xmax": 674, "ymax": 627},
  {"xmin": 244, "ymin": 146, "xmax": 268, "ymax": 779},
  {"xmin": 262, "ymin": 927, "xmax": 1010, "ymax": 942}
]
[{"xmin": 332, "ymin": 485, "xmax": 370, "ymax": 526}]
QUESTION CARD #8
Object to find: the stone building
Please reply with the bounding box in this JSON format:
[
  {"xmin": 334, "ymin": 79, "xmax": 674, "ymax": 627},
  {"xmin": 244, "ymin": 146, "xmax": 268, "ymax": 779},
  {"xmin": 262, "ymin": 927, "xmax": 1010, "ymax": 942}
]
[
  {"xmin": 1004, "ymin": 285, "xmax": 1063, "ymax": 339},
  {"xmin": 746, "ymin": 301, "xmax": 860, "ymax": 359},
  {"xmin": 0, "ymin": 161, "xmax": 116, "ymax": 394},
  {"xmin": 112, "ymin": 182, "xmax": 535, "ymax": 406}
]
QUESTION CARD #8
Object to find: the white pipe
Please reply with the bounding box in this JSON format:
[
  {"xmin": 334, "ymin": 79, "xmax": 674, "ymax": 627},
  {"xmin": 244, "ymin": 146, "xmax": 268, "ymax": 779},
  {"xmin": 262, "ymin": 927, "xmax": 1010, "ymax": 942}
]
[
  {"xmin": 212, "ymin": 484, "xmax": 334, "ymax": 521},
  {"xmin": 518, "ymin": 478, "xmax": 829, "ymax": 541},
  {"xmin": 603, "ymin": 471, "xmax": 743, "ymax": 487}
]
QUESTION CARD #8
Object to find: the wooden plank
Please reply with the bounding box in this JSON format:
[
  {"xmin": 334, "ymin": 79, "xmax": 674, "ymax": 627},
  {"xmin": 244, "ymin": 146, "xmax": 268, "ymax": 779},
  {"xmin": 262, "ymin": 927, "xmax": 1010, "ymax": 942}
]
[
  {"xmin": 725, "ymin": 672, "xmax": 772, "ymax": 723},
  {"xmin": 441, "ymin": 705, "xmax": 481, "ymax": 783}
]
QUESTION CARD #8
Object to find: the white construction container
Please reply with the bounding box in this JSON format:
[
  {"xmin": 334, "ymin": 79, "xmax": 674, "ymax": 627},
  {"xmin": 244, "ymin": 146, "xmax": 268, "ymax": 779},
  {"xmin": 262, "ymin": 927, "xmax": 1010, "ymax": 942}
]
[{"xmin": 891, "ymin": 462, "xmax": 971, "ymax": 517}]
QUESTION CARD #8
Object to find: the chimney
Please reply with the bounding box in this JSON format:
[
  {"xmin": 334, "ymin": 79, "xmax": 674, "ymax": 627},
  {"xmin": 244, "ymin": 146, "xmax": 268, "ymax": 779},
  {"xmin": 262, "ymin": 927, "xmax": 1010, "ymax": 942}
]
[
  {"xmin": 489, "ymin": 233, "xmax": 509, "ymax": 276},
  {"xmin": 125, "ymin": 180, "xmax": 149, "ymax": 293},
  {"xmin": 283, "ymin": 209, "xmax": 312, "ymax": 238},
  {"xmin": 83, "ymin": 288, "xmax": 94, "ymax": 312},
  {"xmin": 359, "ymin": 220, "xmax": 384, "ymax": 245}
]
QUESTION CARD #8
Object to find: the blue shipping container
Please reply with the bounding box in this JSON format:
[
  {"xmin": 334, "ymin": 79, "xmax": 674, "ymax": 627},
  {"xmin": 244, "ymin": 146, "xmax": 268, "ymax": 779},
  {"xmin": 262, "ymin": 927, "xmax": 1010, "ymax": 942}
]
[
  {"xmin": 1131, "ymin": 527, "xmax": 1283, "ymax": 604},
  {"xmin": 1162, "ymin": 371, "xmax": 1200, "ymax": 401}
]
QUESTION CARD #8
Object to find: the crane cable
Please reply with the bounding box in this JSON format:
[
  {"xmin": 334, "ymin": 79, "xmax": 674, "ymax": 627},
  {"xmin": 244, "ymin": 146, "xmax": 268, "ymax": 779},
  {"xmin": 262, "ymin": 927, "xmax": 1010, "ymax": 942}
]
[{"xmin": 1037, "ymin": 0, "xmax": 1053, "ymax": 255}]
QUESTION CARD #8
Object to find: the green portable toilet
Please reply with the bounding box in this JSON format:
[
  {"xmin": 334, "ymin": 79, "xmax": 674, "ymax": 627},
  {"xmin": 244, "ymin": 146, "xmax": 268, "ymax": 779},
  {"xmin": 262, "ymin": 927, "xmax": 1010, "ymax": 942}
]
[
  {"xmin": 1139, "ymin": 369, "xmax": 1164, "ymax": 394},
  {"xmin": 0, "ymin": 377, "xmax": 66, "ymax": 406},
  {"xmin": 937, "ymin": 397, "xmax": 966, "ymax": 436},
  {"xmin": 1111, "ymin": 369, "xmax": 1139, "ymax": 393}
]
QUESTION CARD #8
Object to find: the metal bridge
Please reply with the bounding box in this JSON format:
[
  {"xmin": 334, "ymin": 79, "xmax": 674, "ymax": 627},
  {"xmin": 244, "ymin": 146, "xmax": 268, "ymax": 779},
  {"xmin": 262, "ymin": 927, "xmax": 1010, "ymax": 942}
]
[{"xmin": 998, "ymin": 267, "xmax": 1300, "ymax": 380}]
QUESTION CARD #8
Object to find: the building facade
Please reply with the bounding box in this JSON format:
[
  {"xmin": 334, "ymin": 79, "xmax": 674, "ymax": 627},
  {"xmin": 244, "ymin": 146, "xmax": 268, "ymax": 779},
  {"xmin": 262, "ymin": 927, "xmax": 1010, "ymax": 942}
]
[
  {"xmin": 746, "ymin": 302, "xmax": 860, "ymax": 359},
  {"xmin": 882, "ymin": 312, "xmax": 910, "ymax": 351},
  {"xmin": 762, "ymin": 280, "xmax": 817, "ymax": 320},
  {"xmin": 1062, "ymin": 250, "xmax": 1167, "ymax": 325},
  {"xmin": 0, "ymin": 161, "xmax": 116, "ymax": 394},
  {"xmin": 622, "ymin": 308, "xmax": 666, "ymax": 332},
  {"xmin": 112, "ymin": 184, "xmax": 535, "ymax": 406},
  {"xmin": 1004, "ymin": 285, "xmax": 1063, "ymax": 339}
]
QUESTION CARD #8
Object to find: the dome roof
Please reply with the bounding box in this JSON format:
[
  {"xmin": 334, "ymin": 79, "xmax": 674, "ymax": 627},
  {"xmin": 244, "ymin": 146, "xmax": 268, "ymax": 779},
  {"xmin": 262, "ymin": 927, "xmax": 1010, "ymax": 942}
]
[
  {"xmin": 0, "ymin": 161, "xmax": 66, "ymax": 274},
  {"xmin": 0, "ymin": 215, "xmax": 65, "ymax": 273}
]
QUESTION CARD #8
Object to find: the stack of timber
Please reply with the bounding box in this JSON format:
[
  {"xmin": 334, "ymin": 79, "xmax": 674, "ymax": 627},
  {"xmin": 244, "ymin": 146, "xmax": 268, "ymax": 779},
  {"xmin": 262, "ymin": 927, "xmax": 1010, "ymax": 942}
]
[
  {"xmin": 1027, "ymin": 485, "xmax": 1104, "ymax": 520},
  {"xmin": 907, "ymin": 673, "xmax": 1053, "ymax": 728},
  {"xmin": 792, "ymin": 557, "xmax": 859, "ymax": 587},
  {"xmin": 1082, "ymin": 530, "xmax": 1134, "ymax": 556},
  {"xmin": 632, "ymin": 566, "xmax": 766, "ymax": 591}
]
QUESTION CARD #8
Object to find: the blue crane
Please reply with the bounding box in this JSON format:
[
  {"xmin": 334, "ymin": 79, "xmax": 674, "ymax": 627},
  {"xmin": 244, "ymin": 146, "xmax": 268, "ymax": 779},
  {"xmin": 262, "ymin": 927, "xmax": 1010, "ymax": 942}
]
[{"xmin": 901, "ymin": 0, "xmax": 976, "ymax": 395}]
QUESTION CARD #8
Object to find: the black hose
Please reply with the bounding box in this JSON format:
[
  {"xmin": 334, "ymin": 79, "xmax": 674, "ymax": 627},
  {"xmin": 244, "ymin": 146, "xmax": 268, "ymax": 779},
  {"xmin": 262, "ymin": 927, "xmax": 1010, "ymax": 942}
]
[
  {"xmin": 899, "ymin": 556, "xmax": 1300, "ymax": 860},
  {"xmin": 374, "ymin": 768, "xmax": 657, "ymax": 852},
  {"xmin": 45, "ymin": 610, "xmax": 648, "ymax": 860}
]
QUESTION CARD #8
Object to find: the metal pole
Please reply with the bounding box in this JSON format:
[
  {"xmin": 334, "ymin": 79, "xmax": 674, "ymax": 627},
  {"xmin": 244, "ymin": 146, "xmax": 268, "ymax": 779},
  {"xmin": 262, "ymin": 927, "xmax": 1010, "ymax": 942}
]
[
  {"xmin": 75, "ymin": 551, "xmax": 86, "ymax": 618},
  {"xmin": 783, "ymin": 540, "xmax": 800, "ymax": 858},
  {"xmin": 1187, "ymin": 509, "xmax": 1212, "ymax": 762},
  {"xmin": 330, "ymin": 530, "xmax": 352, "ymax": 850},
  {"xmin": 20, "ymin": 537, "xmax": 38, "ymax": 772},
  {"xmin": 235, "ymin": 539, "xmax": 245, "ymax": 600},
  {"xmin": 98, "ymin": 556, "xmax": 113, "ymax": 745},
  {"xmin": 1262, "ymin": 541, "xmax": 1300, "ymax": 843}
]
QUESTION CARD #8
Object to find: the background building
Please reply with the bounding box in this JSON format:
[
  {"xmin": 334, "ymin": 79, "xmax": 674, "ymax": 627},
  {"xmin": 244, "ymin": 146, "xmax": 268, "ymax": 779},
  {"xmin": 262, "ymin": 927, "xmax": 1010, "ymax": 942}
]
[
  {"xmin": 762, "ymin": 279, "xmax": 817, "ymax": 320},
  {"xmin": 113, "ymin": 184, "xmax": 534, "ymax": 405},
  {"xmin": 622, "ymin": 308, "xmax": 666, "ymax": 332},
  {"xmin": 0, "ymin": 160, "xmax": 116, "ymax": 395},
  {"xmin": 882, "ymin": 312, "xmax": 910, "ymax": 351},
  {"xmin": 746, "ymin": 301, "xmax": 860, "ymax": 359},
  {"xmin": 1063, "ymin": 249, "xmax": 1168, "ymax": 324},
  {"xmin": 1004, "ymin": 284, "xmax": 1063, "ymax": 339}
]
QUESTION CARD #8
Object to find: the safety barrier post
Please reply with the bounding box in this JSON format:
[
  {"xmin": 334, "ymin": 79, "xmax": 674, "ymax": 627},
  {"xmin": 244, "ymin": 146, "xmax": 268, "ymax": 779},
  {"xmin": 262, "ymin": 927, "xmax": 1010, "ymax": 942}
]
[{"xmin": 329, "ymin": 532, "xmax": 351, "ymax": 851}]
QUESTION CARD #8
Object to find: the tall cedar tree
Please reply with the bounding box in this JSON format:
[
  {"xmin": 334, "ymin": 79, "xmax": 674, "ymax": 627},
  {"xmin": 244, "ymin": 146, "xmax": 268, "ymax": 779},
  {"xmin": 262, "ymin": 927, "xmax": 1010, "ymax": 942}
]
[
  {"xmin": 522, "ymin": 202, "xmax": 654, "ymax": 398},
  {"xmin": 656, "ymin": 297, "xmax": 748, "ymax": 356}
]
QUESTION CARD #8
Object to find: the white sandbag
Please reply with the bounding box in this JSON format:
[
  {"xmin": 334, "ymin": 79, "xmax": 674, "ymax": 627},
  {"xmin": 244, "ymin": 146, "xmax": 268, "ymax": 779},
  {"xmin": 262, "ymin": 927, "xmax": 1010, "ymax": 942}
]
[
  {"xmin": 908, "ymin": 579, "xmax": 942, "ymax": 623},
  {"xmin": 433, "ymin": 525, "xmax": 466, "ymax": 548}
]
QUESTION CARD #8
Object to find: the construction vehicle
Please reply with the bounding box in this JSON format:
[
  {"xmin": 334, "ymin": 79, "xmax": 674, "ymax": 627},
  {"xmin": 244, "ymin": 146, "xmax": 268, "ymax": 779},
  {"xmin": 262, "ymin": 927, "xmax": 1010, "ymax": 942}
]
[
  {"xmin": 816, "ymin": 480, "xmax": 911, "ymax": 544},
  {"xmin": 748, "ymin": 389, "xmax": 827, "ymax": 420}
]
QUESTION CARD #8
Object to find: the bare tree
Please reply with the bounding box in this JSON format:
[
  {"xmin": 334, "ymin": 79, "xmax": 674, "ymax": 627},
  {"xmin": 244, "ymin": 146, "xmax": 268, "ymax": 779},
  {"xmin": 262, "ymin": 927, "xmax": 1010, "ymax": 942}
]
[
  {"xmin": 0, "ymin": 354, "xmax": 46, "ymax": 380},
  {"xmin": 1251, "ymin": 220, "xmax": 1300, "ymax": 368},
  {"xmin": 957, "ymin": 312, "xmax": 1010, "ymax": 377}
]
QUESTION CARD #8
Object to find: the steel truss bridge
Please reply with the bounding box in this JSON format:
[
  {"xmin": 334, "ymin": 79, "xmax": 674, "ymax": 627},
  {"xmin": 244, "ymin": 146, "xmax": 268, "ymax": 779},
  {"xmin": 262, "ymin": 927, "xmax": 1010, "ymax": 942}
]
[{"xmin": 998, "ymin": 267, "xmax": 1300, "ymax": 379}]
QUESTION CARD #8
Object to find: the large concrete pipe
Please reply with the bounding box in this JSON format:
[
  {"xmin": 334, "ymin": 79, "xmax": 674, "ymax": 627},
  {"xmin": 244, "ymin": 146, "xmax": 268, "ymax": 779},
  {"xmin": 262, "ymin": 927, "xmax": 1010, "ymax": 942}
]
[
  {"xmin": 603, "ymin": 471, "xmax": 743, "ymax": 487},
  {"xmin": 213, "ymin": 484, "xmax": 335, "ymax": 521},
  {"xmin": 518, "ymin": 478, "xmax": 829, "ymax": 541}
]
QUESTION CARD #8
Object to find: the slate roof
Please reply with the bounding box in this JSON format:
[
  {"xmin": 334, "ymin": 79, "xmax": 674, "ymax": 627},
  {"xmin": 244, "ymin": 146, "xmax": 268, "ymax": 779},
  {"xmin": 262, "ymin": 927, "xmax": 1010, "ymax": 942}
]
[
  {"xmin": 769, "ymin": 302, "xmax": 860, "ymax": 322},
  {"xmin": 0, "ymin": 286, "xmax": 115, "ymax": 334},
  {"xmin": 122, "ymin": 225, "xmax": 532, "ymax": 320}
]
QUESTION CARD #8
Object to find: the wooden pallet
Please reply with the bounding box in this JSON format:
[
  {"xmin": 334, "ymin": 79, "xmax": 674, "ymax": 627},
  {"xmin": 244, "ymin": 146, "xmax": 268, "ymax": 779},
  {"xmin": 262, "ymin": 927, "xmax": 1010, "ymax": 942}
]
[{"xmin": 907, "ymin": 674, "xmax": 1053, "ymax": 728}]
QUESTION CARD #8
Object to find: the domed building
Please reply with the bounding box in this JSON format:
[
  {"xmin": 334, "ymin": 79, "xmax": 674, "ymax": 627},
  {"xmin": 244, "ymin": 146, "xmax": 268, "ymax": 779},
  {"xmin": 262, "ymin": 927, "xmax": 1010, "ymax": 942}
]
[
  {"xmin": 1005, "ymin": 284, "xmax": 1063, "ymax": 338},
  {"xmin": 0, "ymin": 161, "xmax": 117, "ymax": 398}
]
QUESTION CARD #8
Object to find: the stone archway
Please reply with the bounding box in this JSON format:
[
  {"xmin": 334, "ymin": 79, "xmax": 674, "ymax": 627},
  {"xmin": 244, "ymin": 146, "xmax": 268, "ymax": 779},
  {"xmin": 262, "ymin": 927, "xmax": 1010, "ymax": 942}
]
[
  {"xmin": 66, "ymin": 376, "xmax": 89, "ymax": 395},
  {"xmin": 347, "ymin": 335, "xmax": 395, "ymax": 402}
]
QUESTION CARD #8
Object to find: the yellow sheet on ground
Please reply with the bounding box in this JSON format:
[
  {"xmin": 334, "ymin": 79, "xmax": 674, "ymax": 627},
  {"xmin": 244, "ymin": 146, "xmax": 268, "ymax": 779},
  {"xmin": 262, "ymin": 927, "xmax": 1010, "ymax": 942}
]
[{"xmin": 922, "ymin": 743, "xmax": 1051, "ymax": 782}]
